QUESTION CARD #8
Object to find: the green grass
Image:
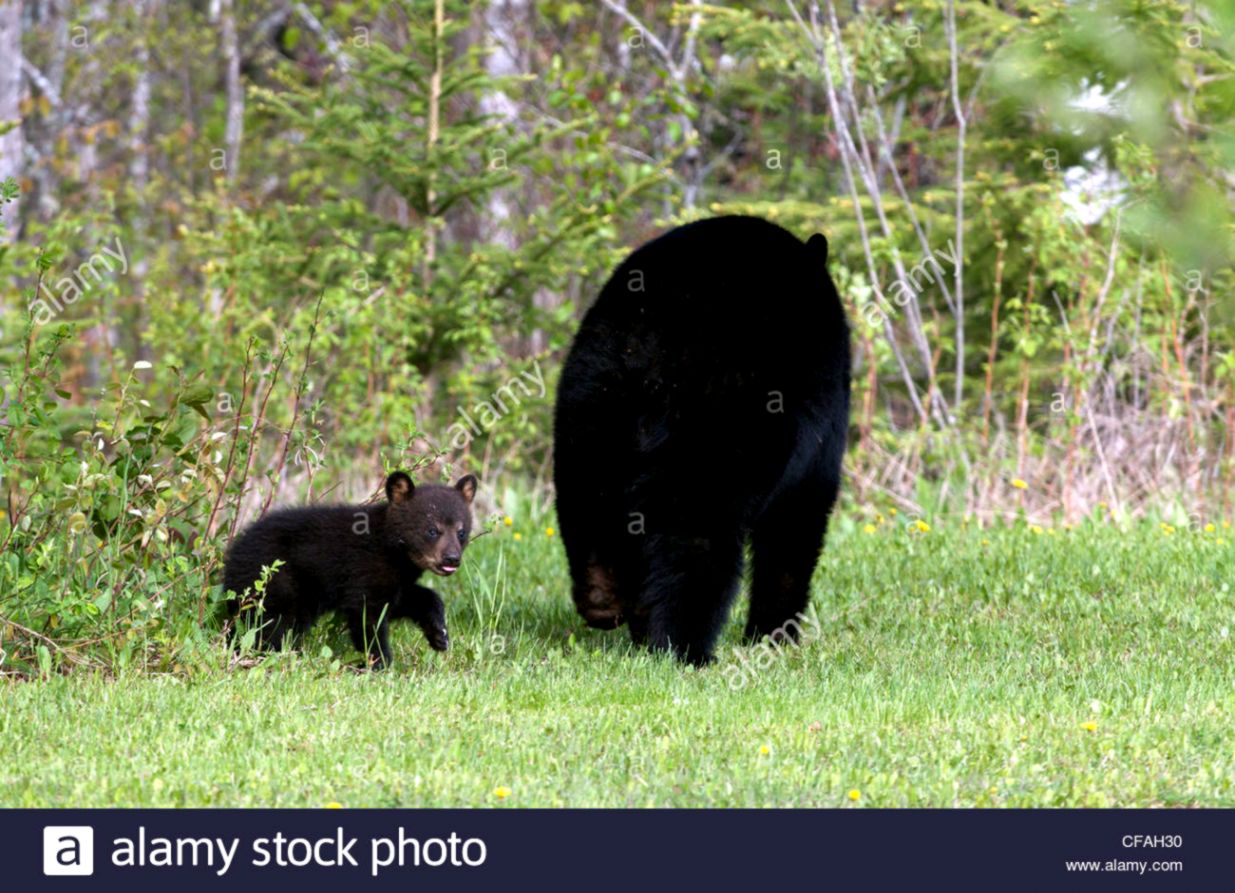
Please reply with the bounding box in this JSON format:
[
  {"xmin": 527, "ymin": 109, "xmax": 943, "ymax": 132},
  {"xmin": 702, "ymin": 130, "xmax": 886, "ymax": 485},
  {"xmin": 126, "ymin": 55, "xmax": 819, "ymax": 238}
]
[{"xmin": 2, "ymin": 509, "xmax": 1233, "ymax": 807}]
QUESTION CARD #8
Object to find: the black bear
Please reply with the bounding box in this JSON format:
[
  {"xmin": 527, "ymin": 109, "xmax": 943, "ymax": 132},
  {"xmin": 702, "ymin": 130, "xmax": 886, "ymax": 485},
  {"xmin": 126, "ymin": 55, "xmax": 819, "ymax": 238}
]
[
  {"xmin": 553, "ymin": 216, "xmax": 850, "ymax": 665},
  {"xmin": 223, "ymin": 471, "xmax": 478, "ymax": 668}
]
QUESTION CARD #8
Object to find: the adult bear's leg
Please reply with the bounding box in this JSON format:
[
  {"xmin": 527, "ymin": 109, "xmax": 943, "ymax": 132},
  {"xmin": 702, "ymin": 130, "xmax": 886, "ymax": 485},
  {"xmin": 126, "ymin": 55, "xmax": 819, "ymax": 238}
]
[
  {"xmin": 745, "ymin": 472, "xmax": 839, "ymax": 644},
  {"xmin": 639, "ymin": 529, "xmax": 744, "ymax": 666}
]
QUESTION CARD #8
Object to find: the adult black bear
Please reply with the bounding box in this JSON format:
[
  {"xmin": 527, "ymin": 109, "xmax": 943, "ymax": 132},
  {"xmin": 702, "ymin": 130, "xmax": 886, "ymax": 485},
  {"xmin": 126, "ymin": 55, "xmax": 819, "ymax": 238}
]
[
  {"xmin": 553, "ymin": 216, "xmax": 850, "ymax": 665},
  {"xmin": 223, "ymin": 471, "xmax": 477, "ymax": 668}
]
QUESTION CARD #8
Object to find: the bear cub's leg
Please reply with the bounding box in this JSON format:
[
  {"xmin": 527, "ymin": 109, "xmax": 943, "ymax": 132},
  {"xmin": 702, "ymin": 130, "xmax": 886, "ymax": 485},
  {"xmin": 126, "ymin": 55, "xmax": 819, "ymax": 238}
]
[
  {"xmin": 390, "ymin": 585, "xmax": 450, "ymax": 653},
  {"xmin": 343, "ymin": 587, "xmax": 450, "ymax": 669}
]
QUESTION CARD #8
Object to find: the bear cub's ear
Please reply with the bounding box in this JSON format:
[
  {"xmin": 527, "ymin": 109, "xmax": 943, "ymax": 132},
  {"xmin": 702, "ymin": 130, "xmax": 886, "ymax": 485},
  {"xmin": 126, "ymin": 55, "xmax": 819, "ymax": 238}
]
[
  {"xmin": 386, "ymin": 471, "xmax": 414, "ymax": 504},
  {"xmin": 454, "ymin": 474, "xmax": 478, "ymax": 505}
]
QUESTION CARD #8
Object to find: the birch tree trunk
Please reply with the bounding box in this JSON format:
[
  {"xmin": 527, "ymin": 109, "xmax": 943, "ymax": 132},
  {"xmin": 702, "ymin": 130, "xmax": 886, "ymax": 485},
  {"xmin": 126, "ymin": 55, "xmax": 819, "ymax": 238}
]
[
  {"xmin": 478, "ymin": 0, "xmax": 522, "ymax": 251},
  {"xmin": 128, "ymin": 0, "xmax": 155, "ymax": 361},
  {"xmin": 220, "ymin": 0, "xmax": 243, "ymax": 184},
  {"xmin": 128, "ymin": 0, "xmax": 152, "ymax": 192},
  {"xmin": 0, "ymin": 0, "xmax": 25, "ymax": 240},
  {"xmin": 480, "ymin": 0, "xmax": 555, "ymax": 355}
]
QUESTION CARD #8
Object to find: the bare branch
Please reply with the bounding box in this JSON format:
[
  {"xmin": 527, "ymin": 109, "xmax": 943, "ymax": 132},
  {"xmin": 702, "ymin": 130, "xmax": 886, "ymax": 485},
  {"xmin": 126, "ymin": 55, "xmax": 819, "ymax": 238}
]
[
  {"xmin": 820, "ymin": 0, "xmax": 952, "ymax": 427},
  {"xmin": 784, "ymin": 0, "xmax": 929, "ymax": 425},
  {"xmin": 292, "ymin": 1, "xmax": 353, "ymax": 73},
  {"xmin": 600, "ymin": 0, "xmax": 674, "ymax": 69},
  {"xmin": 21, "ymin": 59, "xmax": 62, "ymax": 108}
]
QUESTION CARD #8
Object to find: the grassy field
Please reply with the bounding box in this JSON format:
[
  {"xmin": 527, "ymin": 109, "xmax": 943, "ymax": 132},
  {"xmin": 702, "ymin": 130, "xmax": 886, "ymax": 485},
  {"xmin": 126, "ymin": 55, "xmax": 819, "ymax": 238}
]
[{"xmin": 2, "ymin": 506, "xmax": 1233, "ymax": 808}]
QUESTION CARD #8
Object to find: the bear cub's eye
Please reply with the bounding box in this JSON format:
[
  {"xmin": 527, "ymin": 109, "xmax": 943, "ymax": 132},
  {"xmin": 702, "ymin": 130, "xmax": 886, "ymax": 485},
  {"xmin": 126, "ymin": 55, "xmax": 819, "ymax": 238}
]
[
  {"xmin": 459, "ymin": 529, "xmax": 468, "ymax": 544},
  {"xmin": 427, "ymin": 527, "xmax": 440, "ymax": 540}
]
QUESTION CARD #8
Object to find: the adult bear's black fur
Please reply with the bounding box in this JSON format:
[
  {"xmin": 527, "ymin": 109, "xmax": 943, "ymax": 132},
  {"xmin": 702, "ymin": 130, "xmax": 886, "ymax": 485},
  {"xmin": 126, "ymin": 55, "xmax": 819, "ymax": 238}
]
[
  {"xmin": 223, "ymin": 471, "xmax": 477, "ymax": 668},
  {"xmin": 553, "ymin": 216, "xmax": 850, "ymax": 665}
]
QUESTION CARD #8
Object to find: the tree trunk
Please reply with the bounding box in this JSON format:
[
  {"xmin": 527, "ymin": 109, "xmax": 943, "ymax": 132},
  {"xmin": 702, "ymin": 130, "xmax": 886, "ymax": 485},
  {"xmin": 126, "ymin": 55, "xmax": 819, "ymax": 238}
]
[
  {"xmin": 74, "ymin": 1, "xmax": 109, "ymax": 206},
  {"xmin": 128, "ymin": 0, "xmax": 155, "ymax": 361},
  {"xmin": 480, "ymin": 0, "xmax": 562, "ymax": 358},
  {"xmin": 220, "ymin": 0, "xmax": 242, "ymax": 183},
  {"xmin": 128, "ymin": 0, "xmax": 151, "ymax": 191},
  {"xmin": 478, "ymin": 0, "xmax": 522, "ymax": 251},
  {"xmin": 0, "ymin": 0, "xmax": 25, "ymax": 241},
  {"xmin": 32, "ymin": 0, "xmax": 67, "ymax": 221}
]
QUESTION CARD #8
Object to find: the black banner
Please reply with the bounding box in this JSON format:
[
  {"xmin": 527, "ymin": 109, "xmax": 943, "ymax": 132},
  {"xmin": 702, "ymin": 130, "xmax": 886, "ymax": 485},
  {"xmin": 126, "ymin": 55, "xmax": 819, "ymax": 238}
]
[{"xmin": 13, "ymin": 809, "xmax": 1221, "ymax": 890}]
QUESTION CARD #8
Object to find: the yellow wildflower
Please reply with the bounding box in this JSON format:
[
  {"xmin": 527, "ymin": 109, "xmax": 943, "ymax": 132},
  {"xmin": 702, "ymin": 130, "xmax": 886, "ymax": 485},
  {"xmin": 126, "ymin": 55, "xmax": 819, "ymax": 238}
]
[
  {"xmin": 848, "ymin": 789, "xmax": 861, "ymax": 802},
  {"xmin": 493, "ymin": 786, "xmax": 511, "ymax": 799},
  {"xmin": 1011, "ymin": 478, "xmax": 1028, "ymax": 490},
  {"xmin": 503, "ymin": 516, "xmax": 513, "ymax": 526}
]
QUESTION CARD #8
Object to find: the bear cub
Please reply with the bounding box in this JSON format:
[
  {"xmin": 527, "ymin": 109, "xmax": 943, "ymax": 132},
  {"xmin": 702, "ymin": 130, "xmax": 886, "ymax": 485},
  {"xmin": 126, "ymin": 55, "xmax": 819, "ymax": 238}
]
[
  {"xmin": 554, "ymin": 215, "xmax": 850, "ymax": 665},
  {"xmin": 223, "ymin": 471, "xmax": 477, "ymax": 668}
]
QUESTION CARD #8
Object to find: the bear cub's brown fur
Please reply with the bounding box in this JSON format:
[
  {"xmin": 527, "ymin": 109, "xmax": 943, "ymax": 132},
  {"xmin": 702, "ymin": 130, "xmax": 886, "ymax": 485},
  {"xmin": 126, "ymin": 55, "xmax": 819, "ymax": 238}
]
[{"xmin": 223, "ymin": 471, "xmax": 477, "ymax": 668}]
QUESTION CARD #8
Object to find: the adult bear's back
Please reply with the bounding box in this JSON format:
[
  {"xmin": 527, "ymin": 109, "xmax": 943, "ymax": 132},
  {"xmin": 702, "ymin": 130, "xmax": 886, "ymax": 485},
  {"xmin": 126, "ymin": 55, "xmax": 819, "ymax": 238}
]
[
  {"xmin": 557, "ymin": 215, "xmax": 849, "ymax": 511},
  {"xmin": 577, "ymin": 215, "xmax": 846, "ymax": 376}
]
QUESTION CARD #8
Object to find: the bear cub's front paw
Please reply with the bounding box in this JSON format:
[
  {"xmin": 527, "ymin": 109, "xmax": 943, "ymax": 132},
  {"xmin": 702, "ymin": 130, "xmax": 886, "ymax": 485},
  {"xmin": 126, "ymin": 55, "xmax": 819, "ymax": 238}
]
[{"xmin": 426, "ymin": 623, "xmax": 450, "ymax": 652}]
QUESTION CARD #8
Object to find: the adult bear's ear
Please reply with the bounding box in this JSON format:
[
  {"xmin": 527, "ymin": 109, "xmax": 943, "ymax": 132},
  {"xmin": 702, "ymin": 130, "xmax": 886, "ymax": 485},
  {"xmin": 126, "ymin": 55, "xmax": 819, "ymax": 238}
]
[
  {"xmin": 806, "ymin": 232, "xmax": 829, "ymax": 265},
  {"xmin": 454, "ymin": 474, "xmax": 478, "ymax": 505},
  {"xmin": 386, "ymin": 471, "xmax": 414, "ymax": 504}
]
